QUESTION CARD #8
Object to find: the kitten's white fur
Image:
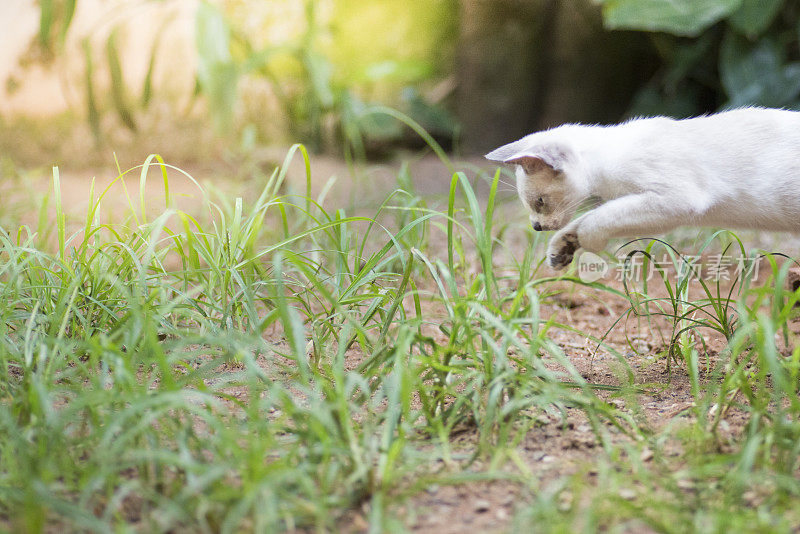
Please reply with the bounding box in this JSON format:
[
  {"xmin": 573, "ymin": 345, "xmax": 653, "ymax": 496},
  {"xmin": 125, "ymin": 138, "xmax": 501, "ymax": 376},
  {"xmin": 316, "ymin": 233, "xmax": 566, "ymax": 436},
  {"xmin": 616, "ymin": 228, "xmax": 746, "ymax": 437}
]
[{"xmin": 486, "ymin": 107, "xmax": 800, "ymax": 269}]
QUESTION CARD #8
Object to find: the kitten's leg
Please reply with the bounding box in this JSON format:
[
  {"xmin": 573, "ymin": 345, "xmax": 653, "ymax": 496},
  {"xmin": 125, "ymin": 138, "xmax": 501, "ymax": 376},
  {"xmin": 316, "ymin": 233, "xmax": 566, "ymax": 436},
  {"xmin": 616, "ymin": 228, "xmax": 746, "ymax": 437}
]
[{"xmin": 546, "ymin": 192, "xmax": 700, "ymax": 269}]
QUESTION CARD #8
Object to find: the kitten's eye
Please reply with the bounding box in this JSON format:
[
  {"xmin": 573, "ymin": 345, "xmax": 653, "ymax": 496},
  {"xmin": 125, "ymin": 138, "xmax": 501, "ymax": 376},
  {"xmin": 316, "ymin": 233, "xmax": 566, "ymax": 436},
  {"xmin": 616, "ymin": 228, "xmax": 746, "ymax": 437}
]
[{"xmin": 534, "ymin": 197, "xmax": 545, "ymax": 210}]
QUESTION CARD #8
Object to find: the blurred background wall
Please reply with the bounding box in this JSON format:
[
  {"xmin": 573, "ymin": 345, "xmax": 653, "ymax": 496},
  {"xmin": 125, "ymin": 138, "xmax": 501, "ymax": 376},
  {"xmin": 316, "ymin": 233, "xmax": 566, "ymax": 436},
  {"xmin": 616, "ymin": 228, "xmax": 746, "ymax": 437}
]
[{"xmin": 2, "ymin": 0, "xmax": 799, "ymax": 167}]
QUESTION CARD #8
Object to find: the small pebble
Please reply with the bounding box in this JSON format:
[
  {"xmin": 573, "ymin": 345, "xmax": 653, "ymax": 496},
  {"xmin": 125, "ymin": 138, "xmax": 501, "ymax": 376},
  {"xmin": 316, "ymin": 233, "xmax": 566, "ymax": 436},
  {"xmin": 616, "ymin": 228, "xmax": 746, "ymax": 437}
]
[{"xmin": 474, "ymin": 499, "xmax": 491, "ymax": 513}]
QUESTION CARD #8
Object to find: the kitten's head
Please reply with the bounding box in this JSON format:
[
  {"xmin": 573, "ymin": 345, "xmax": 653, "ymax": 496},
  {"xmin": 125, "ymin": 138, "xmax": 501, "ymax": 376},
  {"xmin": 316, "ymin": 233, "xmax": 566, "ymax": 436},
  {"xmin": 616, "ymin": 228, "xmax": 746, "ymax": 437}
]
[{"xmin": 486, "ymin": 138, "xmax": 581, "ymax": 232}]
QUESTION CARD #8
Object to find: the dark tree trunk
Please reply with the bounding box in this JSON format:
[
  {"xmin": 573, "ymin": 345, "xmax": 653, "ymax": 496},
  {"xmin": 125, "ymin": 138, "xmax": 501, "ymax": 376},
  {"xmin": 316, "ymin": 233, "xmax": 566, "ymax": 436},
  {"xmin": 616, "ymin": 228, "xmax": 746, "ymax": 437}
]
[
  {"xmin": 456, "ymin": 0, "xmax": 658, "ymax": 154},
  {"xmin": 456, "ymin": 0, "xmax": 555, "ymax": 153}
]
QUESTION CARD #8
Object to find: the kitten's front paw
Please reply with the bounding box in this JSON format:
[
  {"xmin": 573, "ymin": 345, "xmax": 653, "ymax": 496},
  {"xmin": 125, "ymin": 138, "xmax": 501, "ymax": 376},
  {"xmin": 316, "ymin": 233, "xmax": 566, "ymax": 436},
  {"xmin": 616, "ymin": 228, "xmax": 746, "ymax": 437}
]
[{"xmin": 547, "ymin": 232, "xmax": 579, "ymax": 270}]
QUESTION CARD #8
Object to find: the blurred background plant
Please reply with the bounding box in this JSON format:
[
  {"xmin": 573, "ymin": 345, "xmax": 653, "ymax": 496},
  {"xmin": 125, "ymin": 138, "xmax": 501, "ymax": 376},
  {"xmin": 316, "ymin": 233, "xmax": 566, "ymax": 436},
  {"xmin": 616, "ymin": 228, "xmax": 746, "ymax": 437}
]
[
  {"xmin": 1, "ymin": 0, "xmax": 459, "ymax": 164},
  {"xmin": 2, "ymin": 0, "xmax": 800, "ymax": 162},
  {"xmin": 598, "ymin": 0, "xmax": 800, "ymax": 118}
]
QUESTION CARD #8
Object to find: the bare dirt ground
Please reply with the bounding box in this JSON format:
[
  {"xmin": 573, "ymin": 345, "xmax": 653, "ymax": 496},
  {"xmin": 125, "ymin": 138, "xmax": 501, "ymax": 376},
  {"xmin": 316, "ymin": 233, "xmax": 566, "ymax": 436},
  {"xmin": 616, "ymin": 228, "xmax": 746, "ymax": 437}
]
[{"xmin": 3, "ymin": 151, "xmax": 798, "ymax": 532}]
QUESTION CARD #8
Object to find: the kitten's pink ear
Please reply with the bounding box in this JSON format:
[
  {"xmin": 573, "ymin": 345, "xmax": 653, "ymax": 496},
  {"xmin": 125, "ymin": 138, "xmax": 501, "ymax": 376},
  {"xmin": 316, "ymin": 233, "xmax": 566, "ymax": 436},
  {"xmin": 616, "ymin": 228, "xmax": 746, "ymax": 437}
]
[
  {"xmin": 485, "ymin": 140, "xmax": 568, "ymax": 173},
  {"xmin": 503, "ymin": 155, "xmax": 550, "ymax": 175}
]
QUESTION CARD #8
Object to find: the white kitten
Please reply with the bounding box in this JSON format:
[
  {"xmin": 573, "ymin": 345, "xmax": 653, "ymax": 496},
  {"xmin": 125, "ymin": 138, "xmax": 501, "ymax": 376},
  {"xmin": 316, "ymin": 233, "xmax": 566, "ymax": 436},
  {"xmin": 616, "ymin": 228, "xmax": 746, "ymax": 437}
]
[{"xmin": 486, "ymin": 107, "xmax": 800, "ymax": 269}]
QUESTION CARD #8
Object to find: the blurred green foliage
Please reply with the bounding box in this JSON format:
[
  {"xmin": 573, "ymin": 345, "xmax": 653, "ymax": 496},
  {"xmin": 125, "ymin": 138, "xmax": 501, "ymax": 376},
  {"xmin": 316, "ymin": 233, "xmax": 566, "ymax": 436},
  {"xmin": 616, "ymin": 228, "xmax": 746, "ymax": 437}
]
[
  {"xmin": 27, "ymin": 0, "xmax": 458, "ymax": 157},
  {"xmin": 598, "ymin": 0, "xmax": 800, "ymax": 117},
  {"xmin": 329, "ymin": 0, "xmax": 457, "ymax": 93},
  {"xmin": 27, "ymin": 0, "xmax": 800, "ymax": 154},
  {"xmin": 36, "ymin": 0, "xmax": 77, "ymax": 60},
  {"xmin": 196, "ymin": 0, "xmax": 458, "ymax": 157}
]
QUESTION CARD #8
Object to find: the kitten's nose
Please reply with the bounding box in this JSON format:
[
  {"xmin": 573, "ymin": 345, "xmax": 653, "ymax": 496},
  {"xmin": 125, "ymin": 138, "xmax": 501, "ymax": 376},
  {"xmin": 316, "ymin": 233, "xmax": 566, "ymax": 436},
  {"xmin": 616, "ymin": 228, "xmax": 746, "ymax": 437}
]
[{"xmin": 532, "ymin": 221, "xmax": 542, "ymax": 231}]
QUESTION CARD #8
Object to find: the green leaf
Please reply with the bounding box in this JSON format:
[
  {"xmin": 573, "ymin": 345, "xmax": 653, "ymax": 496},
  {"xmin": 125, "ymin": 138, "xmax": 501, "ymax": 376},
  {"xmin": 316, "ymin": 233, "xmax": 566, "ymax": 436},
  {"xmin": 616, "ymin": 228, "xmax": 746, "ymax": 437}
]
[
  {"xmin": 38, "ymin": 0, "xmax": 54, "ymax": 49},
  {"xmin": 401, "ymin": 87, "xmax": 456, "ymax": 138},
  {"xmin": 106, "ymin": 30, "xmax": 137, "ymax": 132},
  {"xmin": 38, "ymin": 0, "xmax": 77, "ymax": 53},
  {"xmin": 141, "ymin": 20, "xmax": 170, "ymax": 109},
  {"xmin": 81, "ymin": 39, "xmax": 100, "ymax": 144},
  {"xmin": 60, "ymin": 0, "xmax": 76, "ymax": 45},
  {"xmin": 626, "ymin": 83, "xmax": 707, "ymax": 119},
  {"xmin": 660, "ymin": 32, "xmax": 717, "ymax": 92},
  {"xmin": 196, "ymin": 1, "xmax": 232, "ymax": 77},
  {"xmin": 195, "ymin": 1, "xmax": 238, "ymax": 131},
  {"xmin": 728, "ymin": 0, "xmax": 783, "ymax": 37},
  {"xmin": 720, "ymin": 31, "xmax": 800, "ymax": 108},
  {"xmin": 361, "ymin": 60, "xmax": 432, "ymax": 84},
  {"xmin": 599, "ymin": 0, "xmax": 742, "ymax": 37},
  {"xmin": 351, "ymin": 97, "xmax": 403, "ymax": 142},
  {"xmin": 304, "ymin": 51, "xmax": 334, "ymax": 108}
]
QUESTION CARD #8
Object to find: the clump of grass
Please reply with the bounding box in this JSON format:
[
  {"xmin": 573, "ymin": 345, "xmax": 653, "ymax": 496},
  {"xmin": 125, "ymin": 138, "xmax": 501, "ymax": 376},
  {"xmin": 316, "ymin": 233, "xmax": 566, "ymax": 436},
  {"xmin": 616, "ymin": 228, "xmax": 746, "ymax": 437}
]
[
  {"xmin": 0, "ymin": 146, "xmax": 633, "ymax": 532},
  {"xmin": 3, "ymin": 144, "xmax": 800, "ymax": 532},
  {"xmin": 612, "ymin": 234, "xmax": 759, "ymax": 367},
  {"xmin": 528, "ymin": 231, "xmax": 800, "ymax": 532}
]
